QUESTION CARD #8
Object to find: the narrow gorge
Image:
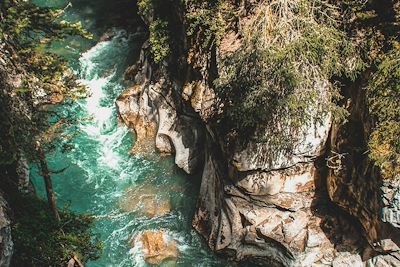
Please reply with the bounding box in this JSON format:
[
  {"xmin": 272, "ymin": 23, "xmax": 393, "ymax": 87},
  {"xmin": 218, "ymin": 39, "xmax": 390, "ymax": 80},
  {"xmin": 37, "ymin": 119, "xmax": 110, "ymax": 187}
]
[{"xmin": 0, "ymin": 0, "xmax": 399, "ymax": 266}]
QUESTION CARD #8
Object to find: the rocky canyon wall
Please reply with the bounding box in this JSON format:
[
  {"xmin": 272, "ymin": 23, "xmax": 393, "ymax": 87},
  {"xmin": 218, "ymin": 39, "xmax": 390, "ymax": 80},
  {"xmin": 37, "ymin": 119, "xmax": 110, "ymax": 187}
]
[{"xmin": 116, "ymin": 1, "xmax": 400, "ymax": 266}]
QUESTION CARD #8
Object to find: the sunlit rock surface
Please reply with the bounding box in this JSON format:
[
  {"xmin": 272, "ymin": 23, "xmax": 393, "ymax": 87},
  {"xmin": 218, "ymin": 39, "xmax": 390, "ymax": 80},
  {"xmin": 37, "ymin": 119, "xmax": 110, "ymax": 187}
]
[{"xmin": 115, "ymin": 42, "xmax": 205, "ymax": 174}]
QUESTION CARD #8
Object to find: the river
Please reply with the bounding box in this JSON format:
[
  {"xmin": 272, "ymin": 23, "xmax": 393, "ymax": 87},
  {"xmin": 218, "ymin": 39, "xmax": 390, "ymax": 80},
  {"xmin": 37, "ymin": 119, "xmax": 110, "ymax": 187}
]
[{"xmin": 29, "ymin": 0, "xmax": 231, "ymax": 266}]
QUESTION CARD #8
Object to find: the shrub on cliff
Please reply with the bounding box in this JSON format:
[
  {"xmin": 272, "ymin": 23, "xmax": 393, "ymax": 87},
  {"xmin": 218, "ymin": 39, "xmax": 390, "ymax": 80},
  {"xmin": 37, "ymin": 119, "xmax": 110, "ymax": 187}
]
[
  {"xmin": 184, "ymin": 0, "xmax": 232, "ymax": 50},
  {"xmin": 339, "ymin": 0, "xmax": 400, "ymax": 179},
  {"xmin": 149, "ymin": 19, "xmax": 171, "ymax": 63},
  {"xmin": 214, "ymin": 0, "xmax": 359, "ymax": 136},
  {"xmin": 367, "ymin": 48, "xmax": 400, "ymax": 179}
]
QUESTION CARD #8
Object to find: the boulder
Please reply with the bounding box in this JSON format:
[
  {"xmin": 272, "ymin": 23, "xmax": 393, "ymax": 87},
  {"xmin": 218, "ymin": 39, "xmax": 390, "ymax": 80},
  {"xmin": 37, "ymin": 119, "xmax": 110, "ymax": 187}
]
[{"xmin": 133, "ymin": 230, "xmax": 179, "ymax": 265}]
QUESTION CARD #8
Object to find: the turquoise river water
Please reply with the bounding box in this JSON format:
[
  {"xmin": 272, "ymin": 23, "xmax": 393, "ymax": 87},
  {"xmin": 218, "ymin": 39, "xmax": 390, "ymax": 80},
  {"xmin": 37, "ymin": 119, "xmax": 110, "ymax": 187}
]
[{"xmin": 29, "ymin": 0, "xmax": 234, "ymax": 266}]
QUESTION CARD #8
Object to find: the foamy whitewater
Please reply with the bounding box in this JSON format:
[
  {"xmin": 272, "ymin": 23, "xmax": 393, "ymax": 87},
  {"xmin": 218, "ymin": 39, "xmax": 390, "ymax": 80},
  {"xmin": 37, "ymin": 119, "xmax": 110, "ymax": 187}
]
[{"xmin": 31, "ymin": 29, "xmax": 229, "ymax": 266}]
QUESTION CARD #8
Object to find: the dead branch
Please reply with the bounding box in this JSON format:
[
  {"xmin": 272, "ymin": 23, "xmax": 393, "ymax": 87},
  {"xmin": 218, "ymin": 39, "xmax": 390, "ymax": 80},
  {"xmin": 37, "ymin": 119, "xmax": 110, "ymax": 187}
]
[{"xmin": 326, "ymin": 150, "xmax": 348, "ymax": 171}]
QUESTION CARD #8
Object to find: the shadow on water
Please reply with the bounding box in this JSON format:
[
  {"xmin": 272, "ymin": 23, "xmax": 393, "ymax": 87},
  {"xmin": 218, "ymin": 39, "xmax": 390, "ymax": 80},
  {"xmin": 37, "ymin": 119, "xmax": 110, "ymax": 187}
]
[
  {"xmin": 33, "ymin": 0, "xmax": 146, "ymax": 69},
  {"xmin": 34, "ymin": 0, "xmax": 144, "ymax": 33}
]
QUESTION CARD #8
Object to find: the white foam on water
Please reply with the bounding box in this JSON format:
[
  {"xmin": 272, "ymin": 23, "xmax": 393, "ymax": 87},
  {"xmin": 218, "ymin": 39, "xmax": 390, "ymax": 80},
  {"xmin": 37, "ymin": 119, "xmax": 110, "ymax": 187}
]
[
  {"xmin": 49, "ymin": 28, "xmax": 225, "ymax": 267},
  {"xmin": 128, "ymin": 243, "xmax": 146, "ymax": 267},
  {"xmin": 74, "ymin": 36, "xmax": 128, "ymax": 172},
  {"xmin": 97, "ymin": 126, "xmax": 130, "ymax": 170},
  {"xmin": 79, "ymin": 40, "xmax": 111, "ymax": 78}
]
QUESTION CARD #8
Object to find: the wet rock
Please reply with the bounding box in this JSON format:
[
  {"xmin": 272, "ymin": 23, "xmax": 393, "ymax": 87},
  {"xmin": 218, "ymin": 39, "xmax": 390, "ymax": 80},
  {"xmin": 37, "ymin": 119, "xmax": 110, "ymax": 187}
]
[
  {"xmin": 116, "ymin": 85, "xmax": 158, "ymax": 155},
  {"xmin": 366, "ymin": 252, "xmax": 400, "ymax": 267},
  {"xmin": 116, "ymin": 79, "xmax": 205, "ymax": 172},
  {"xmin": 119, "ymin": 184, "xmax": 171, "ymax": 218},
  {"xmin": 99, "ymin": 29, "xmax": 115, "ymax": 42},
  {"xmin": 133, "ymin": 230, "xmax": 179, "ymax": 265}
]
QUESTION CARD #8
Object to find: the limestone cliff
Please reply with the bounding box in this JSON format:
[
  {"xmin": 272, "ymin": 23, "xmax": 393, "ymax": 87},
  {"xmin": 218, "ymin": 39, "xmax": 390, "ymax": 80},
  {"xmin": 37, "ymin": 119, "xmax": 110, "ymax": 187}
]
[{"xmin": 117, "ymin": 1, "xmax": 400, "ymax": 266}]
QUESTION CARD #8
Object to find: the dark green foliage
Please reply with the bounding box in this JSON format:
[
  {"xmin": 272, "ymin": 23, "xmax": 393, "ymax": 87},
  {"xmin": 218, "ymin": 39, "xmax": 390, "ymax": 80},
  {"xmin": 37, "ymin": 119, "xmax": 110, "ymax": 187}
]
[
  {"xmin": 214, "ymin": 48, "xmax": 297, "ymax": 134},
  {"xmin": 367, "ymin": 48, "xmax": 400, "ymax": 179},
  {"xmin": 184, "ymin": 0, "xmax": 231, "ymax": 50},
  {"xmin": 341, "ymin": 0, "xmax": 400, "ymax": 179},
  {"xmin": 11, "ymin": 195, "xmax": 102, "ymax": 267},
  {"xmin": 137, "ymin": 0, "xmax": 174, "ymax": 63},
  {"xmin": 149, "ymin": 19, "xmax": 170, "ymax": 63}
]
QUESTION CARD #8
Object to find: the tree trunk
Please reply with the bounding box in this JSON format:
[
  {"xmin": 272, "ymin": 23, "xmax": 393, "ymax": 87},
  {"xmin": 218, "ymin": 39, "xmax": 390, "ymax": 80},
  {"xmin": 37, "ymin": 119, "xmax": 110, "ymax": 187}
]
[{"xmin": 38, "ymin": 147, "xmax": 60, "ymax": 222}]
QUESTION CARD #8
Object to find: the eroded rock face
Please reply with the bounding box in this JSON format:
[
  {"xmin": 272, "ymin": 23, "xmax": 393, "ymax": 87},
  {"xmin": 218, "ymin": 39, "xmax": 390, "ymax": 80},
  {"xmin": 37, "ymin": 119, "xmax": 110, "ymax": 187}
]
[
  {"xmin": 117, "ymin": 5, "xmax": 400, "ymax": 267},
  {"xmin": 116, "ymin": 84, "xmax": 158, "ymax": 155},
  {"xmin": 190, "ymin": 99, "xmax": 367, "ymax": 266},
  {"xmin": 131, "ymin": 230, "xmax": 179, "ymax": 265},
  {"xmin": 115, "ymin": 43, "xmax": 205, "ymax": 174}
]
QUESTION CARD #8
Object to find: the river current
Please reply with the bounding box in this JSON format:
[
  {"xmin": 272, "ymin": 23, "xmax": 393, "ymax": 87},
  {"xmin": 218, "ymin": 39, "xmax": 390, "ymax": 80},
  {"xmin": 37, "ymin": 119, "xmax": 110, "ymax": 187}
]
[{"xmin": 29, "ymin": 0, "xmax": 230, "ymax": 266}]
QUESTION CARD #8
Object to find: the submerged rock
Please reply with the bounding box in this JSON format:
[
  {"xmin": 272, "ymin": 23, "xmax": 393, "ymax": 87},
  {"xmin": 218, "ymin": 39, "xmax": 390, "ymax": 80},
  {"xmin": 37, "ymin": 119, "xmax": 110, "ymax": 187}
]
[
  {"xmin": 119, "ymin": 184, "xmax": 171, "ymax": 218},
  {"xmin": 132, "ymin": 230, "xmax": 179, "ymax": 265}
]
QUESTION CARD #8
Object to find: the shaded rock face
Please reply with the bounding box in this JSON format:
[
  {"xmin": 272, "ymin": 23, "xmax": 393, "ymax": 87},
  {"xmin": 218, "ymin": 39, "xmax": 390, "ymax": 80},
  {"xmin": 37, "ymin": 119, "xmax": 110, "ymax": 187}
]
[
  {"xmin": 131, "ymin": 230, "xmax": 179, "ymax": 265},
  {"xmin": 327, "ymin": 85, "xmax": 400, "ymax": 264},
  {"xmin": 117, "ymin": 6, "xmax": 400, "ymax": 267},
  {"xmin": 0, "ymin": 194, "xmax": 13, "ymax": 267}
]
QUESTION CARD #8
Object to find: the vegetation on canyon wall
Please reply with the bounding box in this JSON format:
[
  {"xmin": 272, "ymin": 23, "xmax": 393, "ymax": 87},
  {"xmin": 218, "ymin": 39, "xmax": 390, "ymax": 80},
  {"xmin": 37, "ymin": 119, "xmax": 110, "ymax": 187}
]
[
  {"xmin": 367, "ymin": 49, "xmax": 400, "ymax": 179},
  {"xmin": 141, "ymin": 0, "xmax": 399, "ymax": 179},
  {"xmin": 138, "ymin": 0, "xmax": 172, "ymax": 63},
  {"xmin": 213, "ymin": 1, "xmax": 358, "ymax": 135},
  {"xmin": 0, "ymin": 0, "xmax": 102, "ymax": 265},
  {"xmin": 149, "ymin": 19, "xmax": 170, "ymax": 63},
  {"xmin": 343, "ymin": 0, "xmax": 400, "ymax": 179}
]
